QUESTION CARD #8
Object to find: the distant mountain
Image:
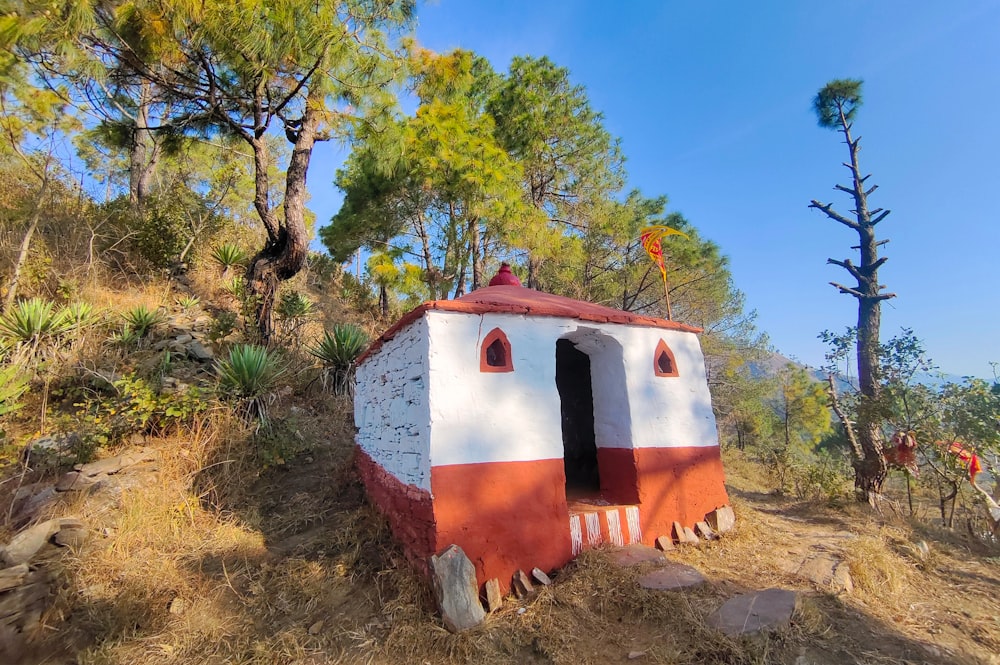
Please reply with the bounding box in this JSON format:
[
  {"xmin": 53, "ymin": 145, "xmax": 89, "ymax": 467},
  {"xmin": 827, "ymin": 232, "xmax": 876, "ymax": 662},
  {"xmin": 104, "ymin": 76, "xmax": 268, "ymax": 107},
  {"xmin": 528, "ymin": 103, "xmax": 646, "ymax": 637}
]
[{"xmin": 752, "ymin": 351, "xmax": 966, "ymax": 390}]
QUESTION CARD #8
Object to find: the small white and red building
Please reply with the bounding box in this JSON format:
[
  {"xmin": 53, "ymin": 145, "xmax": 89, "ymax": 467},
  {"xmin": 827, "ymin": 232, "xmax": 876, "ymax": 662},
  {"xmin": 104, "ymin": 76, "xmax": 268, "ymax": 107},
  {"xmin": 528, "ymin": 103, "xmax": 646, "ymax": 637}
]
[{"xmin": 354, "ymin": 266, "xmax": 730, "ymax": 592}]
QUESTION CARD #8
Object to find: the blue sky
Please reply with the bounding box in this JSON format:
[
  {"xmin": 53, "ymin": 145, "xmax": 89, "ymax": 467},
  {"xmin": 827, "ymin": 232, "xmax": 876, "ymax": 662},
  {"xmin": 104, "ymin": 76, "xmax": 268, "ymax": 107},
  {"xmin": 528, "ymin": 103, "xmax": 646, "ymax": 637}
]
[{"xmin": 309, "ymin": 0, "xmax": 1000, "ymax": 377}]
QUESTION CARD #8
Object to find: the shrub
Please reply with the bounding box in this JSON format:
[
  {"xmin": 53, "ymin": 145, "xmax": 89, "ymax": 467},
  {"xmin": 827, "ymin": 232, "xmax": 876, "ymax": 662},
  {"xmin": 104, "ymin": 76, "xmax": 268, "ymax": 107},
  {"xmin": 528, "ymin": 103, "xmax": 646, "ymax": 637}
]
[
  {"xmin": 207, "ymin": 310, "xmax": 239, "ymax": 343},
  {"xmin": 308, "ymin": 324, "xmax": 369, "ymax": 395},
  {"xmin": 217, "ymin": 344, "xmax": 284, "ymax": 424}
]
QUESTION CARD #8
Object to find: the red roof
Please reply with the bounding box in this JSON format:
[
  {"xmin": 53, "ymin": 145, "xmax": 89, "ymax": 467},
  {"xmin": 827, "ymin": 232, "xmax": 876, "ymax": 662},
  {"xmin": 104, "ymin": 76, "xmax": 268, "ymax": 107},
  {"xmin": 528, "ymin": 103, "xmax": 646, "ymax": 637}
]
[{"xmin": 357, "ymin": 285, "xmax": 701, "ymax": 364}]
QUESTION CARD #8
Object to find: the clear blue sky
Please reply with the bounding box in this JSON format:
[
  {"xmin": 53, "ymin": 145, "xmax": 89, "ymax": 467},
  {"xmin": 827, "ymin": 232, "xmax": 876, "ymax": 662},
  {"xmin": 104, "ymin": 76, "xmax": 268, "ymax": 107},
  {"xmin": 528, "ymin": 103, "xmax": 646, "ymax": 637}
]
[{"xmin": 309, "ymin": 0, "xmax": 1000, "ymax": 378}]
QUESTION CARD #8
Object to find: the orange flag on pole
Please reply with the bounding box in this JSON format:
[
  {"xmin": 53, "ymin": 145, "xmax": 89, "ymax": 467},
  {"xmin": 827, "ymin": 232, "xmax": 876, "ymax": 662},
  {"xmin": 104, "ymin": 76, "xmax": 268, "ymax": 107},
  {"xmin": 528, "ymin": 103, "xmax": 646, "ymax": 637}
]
[{"xmin": 639, "ymin": 225, "xmax": 688, "ymax": 320}]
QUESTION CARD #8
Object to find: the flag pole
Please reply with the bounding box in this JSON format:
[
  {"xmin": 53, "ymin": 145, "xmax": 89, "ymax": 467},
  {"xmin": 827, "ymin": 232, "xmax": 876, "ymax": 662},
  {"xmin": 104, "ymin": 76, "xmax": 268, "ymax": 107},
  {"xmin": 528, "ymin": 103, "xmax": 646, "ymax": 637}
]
[{"xmin": 662, "ymin": 269, "xmax": 673, "ymax": 321}]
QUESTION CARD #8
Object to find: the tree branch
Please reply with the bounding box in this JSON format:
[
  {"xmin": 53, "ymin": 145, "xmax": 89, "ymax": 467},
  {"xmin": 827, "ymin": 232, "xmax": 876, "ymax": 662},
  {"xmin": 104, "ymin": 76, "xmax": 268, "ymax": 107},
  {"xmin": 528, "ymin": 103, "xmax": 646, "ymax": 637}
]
[
  {"xmin": 871, "ymin": 209, "xmax": 891, "ymax": 225},
  {"xmin": 827, "ymin": 257, "xmax": 863, "ymax": 282},
  {"xmin": 810, "ymin": 200, "xmax": 861, "ymax": 230},
  {"xmin": 830, "ymin": 282, "xmax": 865, "ymax": 299}
]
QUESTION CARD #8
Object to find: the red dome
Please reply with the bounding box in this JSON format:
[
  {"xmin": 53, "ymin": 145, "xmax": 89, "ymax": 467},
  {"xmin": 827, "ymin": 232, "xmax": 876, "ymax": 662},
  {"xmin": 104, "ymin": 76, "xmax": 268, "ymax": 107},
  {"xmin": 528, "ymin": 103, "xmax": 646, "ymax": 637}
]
[{"xmin": 488, "ymin": 263, "xmax": 522, "ymax": 287}]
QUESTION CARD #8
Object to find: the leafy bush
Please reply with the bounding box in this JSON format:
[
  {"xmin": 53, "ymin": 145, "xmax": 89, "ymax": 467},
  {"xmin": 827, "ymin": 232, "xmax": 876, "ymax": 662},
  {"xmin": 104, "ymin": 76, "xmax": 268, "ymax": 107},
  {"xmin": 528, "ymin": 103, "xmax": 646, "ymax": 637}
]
[
  {"xmin": 70, "ymin": 374, "xmax": 211, "ymax": 453},
  {"xmin": 276, "ymin": 290, "xmax": 313, "ymax": 320},
  {"xmin": 207, "ymin": 310, "xmax": 238, "ymax": 343},
  {"xmin": 217, "ymin": 344, "xmax": 284, "ymax": 424},
  {"xmin": 308, "ymin": 324, "xmax": 369, "ymax": 395}
]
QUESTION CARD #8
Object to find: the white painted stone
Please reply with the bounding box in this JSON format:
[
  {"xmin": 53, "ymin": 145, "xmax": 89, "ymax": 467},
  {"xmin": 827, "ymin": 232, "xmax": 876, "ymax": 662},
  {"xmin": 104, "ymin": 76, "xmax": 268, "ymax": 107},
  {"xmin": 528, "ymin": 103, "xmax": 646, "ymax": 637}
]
[{"xmin": 354, "ymin": 319, "xmax": 431, "ymax": 490}]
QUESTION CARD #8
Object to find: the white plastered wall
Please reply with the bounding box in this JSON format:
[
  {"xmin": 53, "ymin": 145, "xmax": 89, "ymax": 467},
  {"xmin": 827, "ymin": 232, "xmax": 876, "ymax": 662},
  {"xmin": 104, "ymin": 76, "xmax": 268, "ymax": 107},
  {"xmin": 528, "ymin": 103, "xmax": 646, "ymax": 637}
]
[
  {"xmin": 425, "ymin": 311, "xmax": 719, "ymax": 468},
  {"xmin": 354, "ymin": 318, "xmax": 432, "ymax": 490}
]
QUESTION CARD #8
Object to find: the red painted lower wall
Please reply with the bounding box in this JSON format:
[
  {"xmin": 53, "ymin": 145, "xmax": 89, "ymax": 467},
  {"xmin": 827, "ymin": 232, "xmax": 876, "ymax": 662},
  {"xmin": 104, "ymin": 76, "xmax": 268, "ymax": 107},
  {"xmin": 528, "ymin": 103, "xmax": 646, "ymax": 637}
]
[
  {"xmin": 355, "ymin": 448, "xmax": 436, "ymax": 575},
  {"xmin": 632, "ymin": 445, "xmax": 729, "ymax": 542},
  {"xmin": 431, "ymin": 459, "xmax": 573, "ymax": 593}
]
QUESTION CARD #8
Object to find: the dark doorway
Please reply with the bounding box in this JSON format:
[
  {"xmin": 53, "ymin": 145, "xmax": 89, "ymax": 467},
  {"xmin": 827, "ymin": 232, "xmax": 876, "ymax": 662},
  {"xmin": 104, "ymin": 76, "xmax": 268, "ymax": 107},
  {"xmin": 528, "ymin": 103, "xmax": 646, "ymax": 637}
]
[{"xmin": 556, "ymin": 338, "xmax": 600, "ymax": 494}]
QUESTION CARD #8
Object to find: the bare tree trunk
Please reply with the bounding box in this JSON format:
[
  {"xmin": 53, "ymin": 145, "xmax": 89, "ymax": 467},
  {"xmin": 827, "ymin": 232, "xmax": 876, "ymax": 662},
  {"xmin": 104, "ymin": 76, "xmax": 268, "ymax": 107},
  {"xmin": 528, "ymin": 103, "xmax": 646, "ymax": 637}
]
[
  {"xmin": 811, "ymin": 99, "xmax": 895, "ymax": 500},
  {"xmin": 3, "ymin": 171, "xmax": 50, "ymax": 312}
]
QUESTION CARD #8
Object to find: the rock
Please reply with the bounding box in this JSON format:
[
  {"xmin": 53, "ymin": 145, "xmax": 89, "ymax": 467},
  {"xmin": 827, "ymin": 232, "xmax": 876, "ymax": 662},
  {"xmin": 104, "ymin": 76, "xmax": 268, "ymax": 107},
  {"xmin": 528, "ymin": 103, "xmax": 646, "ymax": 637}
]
[
  {"xmin": 511, "ymin": 569, "xmax": 533, "ymax": 598},
  {"xmin": 0, "ymin": 565, "xmax": 31, "ymax": 593},
  {"xmin": 187, "ymin": 341, "xmax": 214, "ymax": 362},
  {"xmin": 695, "ymin": 521, "xmax": 719, "ymax": 541},
  {"xmin": 484, "ymin": 578, "xmax": 503, "ymax": 613},
  {"xmin": 531, "ymin": 568, "xmax": 552, "ymax": 585},
  {"xmin": 76, "ymin": 448, "xmax": 157, "ymax": 478},
  {"xmin": 0, "ymin": 581, "xmax": 50, "ymax": 621},
  {"xmin": 430, "ymin": 545, "xmax": 485, "ymax": 633},
  {"xmin": 1, "ymin": 518, "xmax": 83, "ymax": 566},
  {"xmin": 628, "ymin": 651, "xmax": 645, "ymax": 660},
  {"xmin": 308, "ymin": 619, "xmax": 324, "ymax": 635},
  {"xmin": 11, "ymin": 488, "xmax": 57, "ymax": 525},
  {"xmin": 174, "ymin": 334, "xmax": 194, "ymax": 345},
  {"xmin": 655, "ymin": 535, "xmax": 676, "ymax": 552},
  {"xmin": 672, "ymin": 522, "xmax": 700, "ymax": 545},
  {"xmin": 55, "ymin": 471, "xmax": 99, "ymax": 492},
  {"xmin": 615, "ymin": 544, "xmax": 666, "ymax": 567},
  {"xmin": 24, "ymin": 433, "xmax": 80, "ymax": 462},
  {"xmin": 706, "ymin": 506, "xmax": 736, "ymax": 534},
  {"xmin": 796, "ymin": 555, "xmax": 853, "ymax": 593},
  {"xmin": 53, "ymin": 525, "xmax": 88, "ymax": 549},
  {"xmin": 706, "ymin": 588, "xmax": 799, "ymax": 637},
  {"xmin": 638, "ymin": 562, "xmax": 707, "ymax": 590}
]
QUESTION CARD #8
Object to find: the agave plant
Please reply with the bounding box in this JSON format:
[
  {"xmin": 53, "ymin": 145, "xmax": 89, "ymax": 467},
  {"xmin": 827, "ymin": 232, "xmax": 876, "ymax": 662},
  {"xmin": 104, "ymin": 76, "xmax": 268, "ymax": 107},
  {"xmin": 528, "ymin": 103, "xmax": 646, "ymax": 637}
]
[
  {"xmin": 61, "ymin": 301, "xmax": 98, "ymax": 330},
  {"xmin": 210, "ymin": 243, "xmax": 248, "ymax": 276},
  {"xmin": 308, "ymin": 324, "xmax": 369, "ymax": 395},
  {"xmin": 121, "ymin": 305, "xmax": 166, "ymax": 340},
  {"xmin": 276, "ymin": 290, "xmax": 313, "ymax": 320},
  {"xmin": 0, "ymin": 365, "xmax": 29, "ymax": 417},
  {"xmin": 176, "ymin": 295, "xmax": 200, "ymax": 312},
  {"xmin": 217, "ymin": 344, "xmax": 284, "ymax": 424},
  {"xmin": 0, "ymin": 297, "xmax": 70, "ymax": 350}
]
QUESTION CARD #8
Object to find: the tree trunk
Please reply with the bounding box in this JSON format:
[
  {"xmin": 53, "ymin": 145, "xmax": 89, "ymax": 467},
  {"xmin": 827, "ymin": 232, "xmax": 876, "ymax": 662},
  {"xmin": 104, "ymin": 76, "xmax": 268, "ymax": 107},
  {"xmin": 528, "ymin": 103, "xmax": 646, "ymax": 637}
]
[
  {"xmin": 128, "ymin": 82, "xmax": 161, "ymax": 209},
  {"xmin": 470, "ymin": 217, "xmax": 482, "ymax": 291},
  {"xmin": 246, "ymin": 105, "xmax": 316, "ymax": 344},
  {"xmin": 3, "ymin": 172, "xmax": 50, "ymax": 312}
]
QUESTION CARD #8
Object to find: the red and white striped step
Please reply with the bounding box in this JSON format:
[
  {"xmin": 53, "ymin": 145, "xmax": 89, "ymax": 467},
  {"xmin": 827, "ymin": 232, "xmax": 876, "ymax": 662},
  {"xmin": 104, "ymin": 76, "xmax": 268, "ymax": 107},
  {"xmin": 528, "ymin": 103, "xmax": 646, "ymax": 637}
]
[{"xmin": 568, "ymin": 503, "xmax": 642, "ymax": 555}]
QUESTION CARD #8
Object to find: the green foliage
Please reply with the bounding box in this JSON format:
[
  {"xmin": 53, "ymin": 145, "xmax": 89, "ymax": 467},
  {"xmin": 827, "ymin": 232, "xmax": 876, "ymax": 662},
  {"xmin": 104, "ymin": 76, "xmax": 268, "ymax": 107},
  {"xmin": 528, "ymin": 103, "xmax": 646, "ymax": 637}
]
[
  {"xmin": 121, "ymin": 304, "xmax": 165, "ymax": 339},
  {"xmin": 71, "ymin": 374, "xmax": 211, "ymax": 453},
  {"xmin": 0, "ymin": 364, "xmax": 29, "ymax": 417},
  {"xmin": 0, "ymin": 296, "xmax": 69, "ymax": 350},
  {"xmin": 308, "ymin": 325, "xmax": 369, "ymax": 395},
  {"xmin": 217, "ymin": 344, "xmax": 284, "ymax": 424},
  {"xmin": 276, "ymin": 290, "xmax": 313, "ymax": 320},
  {"xmin": 814, "ymin": 79, "xmax": 863, "ymax": 129},
  {"xmin": 210, "ymin": 243, "xmax": 248, "ymax": 274},
  {"xmin": 775, "ymin": 364, "xmax": 833, "ymax": 450},
  {"xmin": 176, "ymin": 295, "xmax": 200, "ymax": 312},
  {"xmin": 207, "ymin": 310, "xmax": 238, "ymax": 344}
]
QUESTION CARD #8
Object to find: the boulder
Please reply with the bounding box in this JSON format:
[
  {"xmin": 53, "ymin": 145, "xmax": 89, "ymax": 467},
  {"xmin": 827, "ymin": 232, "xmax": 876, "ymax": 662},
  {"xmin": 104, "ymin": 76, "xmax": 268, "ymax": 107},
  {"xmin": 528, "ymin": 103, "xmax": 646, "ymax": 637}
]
[
  {"xmin": 706, "ymin": 506, "xmax": 736, "ymax": 534},
  {"xmin": 1, "ymin": 518, "xmax": 83, "ymax": 566},
  {"xmin": 430, "ymin": 545, "xmax": 485, "ymax": 633}
]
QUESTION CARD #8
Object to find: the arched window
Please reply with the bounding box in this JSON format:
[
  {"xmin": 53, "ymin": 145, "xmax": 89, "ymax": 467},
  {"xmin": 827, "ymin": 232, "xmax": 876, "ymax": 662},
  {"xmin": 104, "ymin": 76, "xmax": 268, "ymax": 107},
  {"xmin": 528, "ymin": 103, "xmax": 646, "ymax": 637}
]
[
  {"xmin": 480, "ymin": 328, "xmax": 513, "ymax": 372},
  {"xmin": 653, "ymin": 339, "xmax": 679, "ymax": 377}
]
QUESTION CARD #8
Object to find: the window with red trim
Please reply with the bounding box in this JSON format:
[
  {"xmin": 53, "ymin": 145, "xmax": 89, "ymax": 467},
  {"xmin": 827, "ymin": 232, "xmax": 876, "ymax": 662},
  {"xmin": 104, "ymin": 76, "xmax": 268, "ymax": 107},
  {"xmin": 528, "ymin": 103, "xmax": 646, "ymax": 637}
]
[
  {"xmin": 481, "ymin": 328, "xmax": 513, "ymax": 372},
  {"xmin": 654, "ymin": 339, "xmax": 679, "ymax": 377}
]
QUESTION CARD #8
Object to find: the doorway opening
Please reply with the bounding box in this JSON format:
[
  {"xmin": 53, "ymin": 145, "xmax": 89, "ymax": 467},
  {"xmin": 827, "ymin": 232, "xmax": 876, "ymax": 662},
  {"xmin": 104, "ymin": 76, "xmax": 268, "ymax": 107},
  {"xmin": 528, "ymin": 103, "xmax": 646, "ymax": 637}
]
[{"xmin": 556, "ymin": 338, "xmax": 600, "ymax": 496}]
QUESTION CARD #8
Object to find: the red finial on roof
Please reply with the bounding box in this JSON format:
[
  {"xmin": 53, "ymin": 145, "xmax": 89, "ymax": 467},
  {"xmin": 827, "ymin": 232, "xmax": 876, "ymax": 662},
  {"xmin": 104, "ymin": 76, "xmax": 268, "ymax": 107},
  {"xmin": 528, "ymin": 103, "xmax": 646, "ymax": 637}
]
[{"xmin": 488, "ymin": 262, "xmax": 522, "ymax": 287}]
